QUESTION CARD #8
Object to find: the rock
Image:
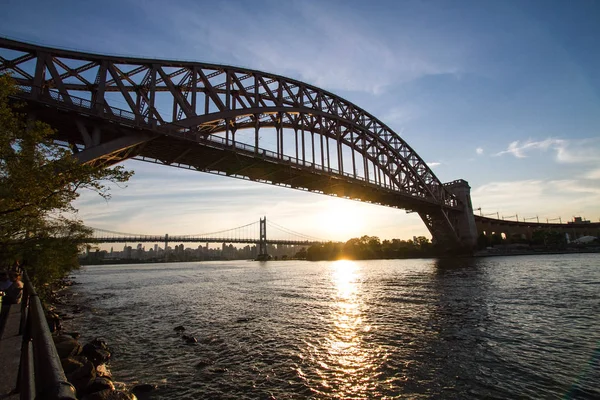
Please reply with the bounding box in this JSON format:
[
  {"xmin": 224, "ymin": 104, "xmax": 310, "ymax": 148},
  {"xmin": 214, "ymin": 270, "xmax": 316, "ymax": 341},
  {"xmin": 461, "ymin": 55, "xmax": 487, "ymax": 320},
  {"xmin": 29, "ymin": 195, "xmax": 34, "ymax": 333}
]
[
  {"xmin": 82, "ymin": 390, "xmax": 137, "ymax": 400},
  {"xmin": 182, "ymin": 335, "xmax": 197, "ymax": 344},
  {"xmin": 96, "ymin": 364, "xmax": 113, "ymax": 380},
  {"xmin": 54, "ymin": 337, "xmax": 82, "ymax": 358},
  {"xmin": 83, "ymin": 339, "xmax": 111, "ymax": 366},
  {"xmin": 46, "ymin": 311, "xmax": 62, "ymax": 332},
  {"xmin": 82, "ymin": 377, "xmax": 115, "ymax": 395},
  {"xmin": 173, "ymin": 325, "xmax": 185, "ymax": 332},
  {"xmin": 236, "ymin": 317, "xmax": 253, "ymax": 323},
  {"xmin": 61, "ymin": 357, "xmax": 84, "ymax": 374},
  {"xmin": 53, "ymin": 334, "xmax": 75, "ymax": 343},
  {"xmin": 195, "ymin": 359, "xmax": 213, "ymax": 368},
  {"xmin": 66, "ymin": 357, "xmax": 96, "ymax": 394},
  {"xmin": 83, "ymin": 347, "xmax": 111, "ymax": 367},
  {"xmin": 131, "ymin": 384, "xmax": 157, "ymax": 395},
  {"xmin": 89, "ymin": 338, "xmax": 110, "ymax": 352},
  {"xmin": 64, "ymin": 331, "xmax": 81, "ymax": 340}
]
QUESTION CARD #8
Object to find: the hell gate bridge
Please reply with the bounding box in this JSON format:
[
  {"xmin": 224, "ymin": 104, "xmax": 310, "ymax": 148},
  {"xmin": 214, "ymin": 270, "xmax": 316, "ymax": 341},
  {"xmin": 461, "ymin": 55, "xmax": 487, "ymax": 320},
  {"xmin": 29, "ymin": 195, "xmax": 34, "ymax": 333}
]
[{"xmin": 6, "ymin": 38, "xmax": 594, "ymax": 251}]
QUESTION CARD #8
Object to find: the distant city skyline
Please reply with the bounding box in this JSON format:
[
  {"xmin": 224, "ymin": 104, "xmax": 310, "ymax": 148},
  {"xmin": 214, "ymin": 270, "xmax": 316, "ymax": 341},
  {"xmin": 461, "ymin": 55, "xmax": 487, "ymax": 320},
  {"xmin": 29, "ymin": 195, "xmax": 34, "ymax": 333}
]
[{"xmin": 2, "ymin": 0, "xmax": 599, "ymax": 241}]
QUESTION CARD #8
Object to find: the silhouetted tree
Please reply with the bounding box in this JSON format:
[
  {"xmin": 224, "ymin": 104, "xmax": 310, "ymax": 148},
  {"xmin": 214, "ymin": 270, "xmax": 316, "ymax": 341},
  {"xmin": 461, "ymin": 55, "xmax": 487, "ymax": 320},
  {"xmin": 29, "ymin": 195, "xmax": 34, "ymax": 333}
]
[
  {"xmin": 477, "ymin": 233, "xmax": 490, "ymax": 249},
  {"xmin": 0, "ymin": 75, "xmax": 133, "ymax": 286}
]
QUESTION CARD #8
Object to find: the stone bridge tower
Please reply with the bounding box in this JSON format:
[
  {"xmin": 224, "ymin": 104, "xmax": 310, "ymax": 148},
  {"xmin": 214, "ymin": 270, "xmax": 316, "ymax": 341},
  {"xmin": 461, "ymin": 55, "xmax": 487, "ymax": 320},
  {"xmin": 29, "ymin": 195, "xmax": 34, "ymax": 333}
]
[{"xmin": 444, "ymin": 179, "xmax": 478, "ymax": 248}]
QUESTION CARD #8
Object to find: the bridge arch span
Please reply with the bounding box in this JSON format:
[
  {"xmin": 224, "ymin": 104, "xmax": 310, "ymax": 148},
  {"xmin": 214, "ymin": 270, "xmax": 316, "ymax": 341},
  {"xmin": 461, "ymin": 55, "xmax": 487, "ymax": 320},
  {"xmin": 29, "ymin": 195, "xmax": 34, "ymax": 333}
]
[{"xmin": 0, "ymin": 37, "xmax": 476, "ymax": 249}]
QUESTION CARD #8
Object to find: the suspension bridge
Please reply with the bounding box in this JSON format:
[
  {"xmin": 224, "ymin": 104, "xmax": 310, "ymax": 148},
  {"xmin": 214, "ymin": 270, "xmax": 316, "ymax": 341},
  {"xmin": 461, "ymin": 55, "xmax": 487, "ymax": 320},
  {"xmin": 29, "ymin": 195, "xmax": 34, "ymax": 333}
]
[{"xmin": 90, "ymin": 217, "xmax": 325, "ymax": 258}]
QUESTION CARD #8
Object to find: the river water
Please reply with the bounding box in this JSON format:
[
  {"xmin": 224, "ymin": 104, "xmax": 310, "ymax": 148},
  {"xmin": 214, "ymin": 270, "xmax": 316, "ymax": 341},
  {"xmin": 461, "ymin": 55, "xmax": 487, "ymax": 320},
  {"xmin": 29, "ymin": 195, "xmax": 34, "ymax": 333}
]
[{"xmin": 67, "ymin": 255, "xmax": 600, "ymax": 399}]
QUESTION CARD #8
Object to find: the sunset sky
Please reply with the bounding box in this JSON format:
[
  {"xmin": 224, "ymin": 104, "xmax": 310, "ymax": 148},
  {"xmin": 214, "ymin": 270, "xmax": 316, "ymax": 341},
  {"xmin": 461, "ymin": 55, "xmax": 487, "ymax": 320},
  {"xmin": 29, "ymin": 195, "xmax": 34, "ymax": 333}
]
[{"xmin": 2, "ymin": 0, "xmax": 599, "ymax": 241}]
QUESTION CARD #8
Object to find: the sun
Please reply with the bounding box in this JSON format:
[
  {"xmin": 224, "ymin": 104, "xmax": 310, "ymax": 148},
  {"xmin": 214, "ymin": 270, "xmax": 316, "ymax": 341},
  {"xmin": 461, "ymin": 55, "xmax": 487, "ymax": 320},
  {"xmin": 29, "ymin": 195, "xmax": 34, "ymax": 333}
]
[{"xmin": 316, "ymin": 200, "xmax": 365, "ymax": 240}]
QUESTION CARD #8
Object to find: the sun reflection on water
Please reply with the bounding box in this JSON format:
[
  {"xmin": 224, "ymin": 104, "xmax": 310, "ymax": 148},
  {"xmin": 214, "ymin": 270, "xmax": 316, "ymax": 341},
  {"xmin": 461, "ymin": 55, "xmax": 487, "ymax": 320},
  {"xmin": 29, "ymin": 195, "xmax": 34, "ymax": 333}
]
[{"xmin": 309, "ymin": 260, "xmax": 386, "ymax": 398}]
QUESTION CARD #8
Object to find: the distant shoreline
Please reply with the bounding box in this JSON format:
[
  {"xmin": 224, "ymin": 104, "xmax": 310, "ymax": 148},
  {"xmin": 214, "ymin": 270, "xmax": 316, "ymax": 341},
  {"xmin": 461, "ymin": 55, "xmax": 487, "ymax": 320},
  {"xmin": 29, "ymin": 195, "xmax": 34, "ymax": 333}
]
[
  {"xmin": 79, "ymin": 248, "xmax": 599, "ymax": 265},
  {"xmin": 473, "ymin": 248, "xmax": 600, "ymax": 257}
]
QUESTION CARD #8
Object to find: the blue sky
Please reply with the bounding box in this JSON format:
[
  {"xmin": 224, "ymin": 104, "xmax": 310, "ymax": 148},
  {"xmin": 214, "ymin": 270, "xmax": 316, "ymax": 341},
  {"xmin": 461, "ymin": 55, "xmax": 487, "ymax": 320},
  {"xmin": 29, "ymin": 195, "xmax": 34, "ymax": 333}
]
[{"xmin": 2, "ymin": 0, "xmax": 599, "ymax": 241}]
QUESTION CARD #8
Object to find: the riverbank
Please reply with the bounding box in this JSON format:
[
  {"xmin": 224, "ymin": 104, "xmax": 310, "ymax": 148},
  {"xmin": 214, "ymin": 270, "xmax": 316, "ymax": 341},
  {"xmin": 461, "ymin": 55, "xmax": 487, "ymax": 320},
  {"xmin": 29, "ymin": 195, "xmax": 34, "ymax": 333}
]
[
  {"xmin": 474, "ymin": 247, "xmax": 600, "ymax": 257},
  {"xmin": 79, "ymin": 247, "xmax": 600, "ymax": 266}
]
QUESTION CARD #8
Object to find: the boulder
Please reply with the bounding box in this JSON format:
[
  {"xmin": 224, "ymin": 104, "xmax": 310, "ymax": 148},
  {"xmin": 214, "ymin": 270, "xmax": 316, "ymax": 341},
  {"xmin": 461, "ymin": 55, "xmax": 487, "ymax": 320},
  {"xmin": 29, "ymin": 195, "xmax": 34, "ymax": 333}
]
[
  {"xmin": 182, "ymin": 335, "xmax": 197, "ymax": 344},
  {"xmin": 46, "ymin": 311, "xmax": 62, "ymax": 332},
  {"xmin": 131, "ymin": 384, "xmax": 157, "ymax": 395},
  {"xmin": 88, "ymin": 338, "xmax": 110, "ymax": 352},
  {"xmin": 195, "ymin": 358, "xmax": 213, "ymax": 369},
  {"xmin": 82, "ymin": 390, "xmax": 137, "ymax": 400},
  {"xmin": 82, "ymin": 377, "xmax": 115, "ymax": 396},
  {"xmin": 131, "ymin": 384, "xmax": 157, "ymax": 400},
  {"xmin": 96, "ymin": 364, "xmax": 113, "ymax": 380},
  {"xmin": 84, "ymin": 347, "xmax": 111, "ymax": 367},
  {"xmin": 61, "ymin": 357, "xmax": 84, "ymax": 374},
  {"xmin": 86, "ymin": 376, "xmax": 115, "ymax": 393},
  {"xmin": 66, "ymin": 357, "xmax": 96, "ymax": 394},
  {"xmin": 53, "ymin": 334, "xmax": 76, "ymax": 343},
  {"xmin": 63, "ymin": 331, "xmax": 81, "ymax": 340},
  {"xmin": 83, "ymin": 339, "xmax": 111, "ymax": 366},
  {"xmin": 54, "ymin": 336, "xmax": 82, "ymax": 358}
]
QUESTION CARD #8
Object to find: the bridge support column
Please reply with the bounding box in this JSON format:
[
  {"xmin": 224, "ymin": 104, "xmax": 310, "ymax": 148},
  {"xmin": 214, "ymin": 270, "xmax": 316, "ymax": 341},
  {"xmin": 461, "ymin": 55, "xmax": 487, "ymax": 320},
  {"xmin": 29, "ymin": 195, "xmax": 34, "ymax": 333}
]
[
  {"xmin": 164, "ymin": 234, "xmax": 169, "ymax": 261},
  {"xmin": 256, "ymin": 216, "xmax": 270, "ymax": 261},
  {"xmin": 444, "ymin": 180, "xmax": 478, "ymax": 248}
]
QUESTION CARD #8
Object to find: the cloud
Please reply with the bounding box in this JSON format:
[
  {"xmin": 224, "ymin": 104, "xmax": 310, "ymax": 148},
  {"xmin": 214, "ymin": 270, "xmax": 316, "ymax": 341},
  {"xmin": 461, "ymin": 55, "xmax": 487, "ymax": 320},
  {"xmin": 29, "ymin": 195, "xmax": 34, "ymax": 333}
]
[
  {"xmin": 495, "ymin": 137, "xmax": 600, "ymax": 164},
  {"xmin": 495, "ymin": 138, "xmax": 565, "ymax": 158},
  {"xmin": 585, "ymin": 168, "xmax": 600, "ymax": 179},
  {"xmin": 471, "ymin": 179, "xmax": 600, "ymax": 219},
  {"xmin": 476, "ymin": 147, "xmax": 484, "ymax": 155},
  {"xmin": 427, "ymin": 162, "xmax": 441, "ymax": 167},
  {"xmin": 133, "ymin": 0, "xmax": 463, "ymax": 95},
  {"xmin": 381, "ymin": 105, "xmax": 421, "ymax": 126}
]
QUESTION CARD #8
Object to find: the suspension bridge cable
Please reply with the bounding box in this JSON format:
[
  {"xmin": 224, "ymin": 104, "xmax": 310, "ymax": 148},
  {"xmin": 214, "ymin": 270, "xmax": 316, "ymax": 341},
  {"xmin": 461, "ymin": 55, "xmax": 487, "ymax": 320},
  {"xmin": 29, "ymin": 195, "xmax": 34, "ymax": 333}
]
[
  {"xmin": 183, "ymin": 220, "xmax": 259, "ymax": 238},
  {"xmin": 91, "ymin": 220, "xmax": 260, "ymax": 239},
  {"xmin": 268, "ymin": 228, "xmax": 320, "ymax": 242},
  {"xmin": 266, "ymin": 220, "xmax": 324, "ymax": 241},
  {"xmin": 91, "ymin": 227, "xmax": 154, "ymax": 237},
  {"xmin": 267, "ymin": 223, "xmax": 321, "ymax": 241}
]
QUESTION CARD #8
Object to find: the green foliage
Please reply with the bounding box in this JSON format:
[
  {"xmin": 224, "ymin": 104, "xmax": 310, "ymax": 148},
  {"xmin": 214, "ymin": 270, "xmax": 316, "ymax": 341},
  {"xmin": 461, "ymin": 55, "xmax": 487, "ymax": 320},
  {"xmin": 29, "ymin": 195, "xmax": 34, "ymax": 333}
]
[
  {"xmin": 0, "ymin": 75, "xmax": 133, "ymax": 286},
  {"xmin": 294, "ymin": 247, "xmax": 307, "ymax": 259},
  {"xmin": 306, "ymin": 242, "xmax": 343, "ymax": 261}
]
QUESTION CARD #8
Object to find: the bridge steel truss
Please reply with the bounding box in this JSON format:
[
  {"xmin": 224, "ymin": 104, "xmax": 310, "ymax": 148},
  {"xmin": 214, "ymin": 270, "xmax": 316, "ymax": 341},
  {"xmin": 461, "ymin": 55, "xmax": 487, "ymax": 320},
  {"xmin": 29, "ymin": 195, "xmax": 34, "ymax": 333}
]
[{"xmin": 0, "ymin": 38, "xmax": 476, "ymax": 248}]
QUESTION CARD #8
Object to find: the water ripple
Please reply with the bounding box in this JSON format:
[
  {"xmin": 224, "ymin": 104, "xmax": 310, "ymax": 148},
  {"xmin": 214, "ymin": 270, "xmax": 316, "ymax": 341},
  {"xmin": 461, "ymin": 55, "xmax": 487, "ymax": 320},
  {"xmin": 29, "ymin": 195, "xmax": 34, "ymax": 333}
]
[{"xmin": 66, "ymin": 255, "xmax": 600, "ymax": 399}]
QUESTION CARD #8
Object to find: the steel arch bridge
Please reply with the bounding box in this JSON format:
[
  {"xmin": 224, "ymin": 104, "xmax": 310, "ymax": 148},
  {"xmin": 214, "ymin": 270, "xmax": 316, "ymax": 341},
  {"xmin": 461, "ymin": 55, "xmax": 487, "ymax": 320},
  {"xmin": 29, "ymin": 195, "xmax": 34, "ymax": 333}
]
[{"xmin": 0, "ymin": 38, "xmax": 477, "ymax": 249}]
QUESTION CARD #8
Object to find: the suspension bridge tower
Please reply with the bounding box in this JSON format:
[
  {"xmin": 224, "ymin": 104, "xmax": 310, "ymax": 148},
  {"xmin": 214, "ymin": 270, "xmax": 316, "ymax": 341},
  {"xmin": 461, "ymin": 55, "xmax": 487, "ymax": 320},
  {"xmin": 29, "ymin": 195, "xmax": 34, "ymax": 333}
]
[{"xmin": 256, "ymin": 216, "xmax": 271, "ymax": 261}]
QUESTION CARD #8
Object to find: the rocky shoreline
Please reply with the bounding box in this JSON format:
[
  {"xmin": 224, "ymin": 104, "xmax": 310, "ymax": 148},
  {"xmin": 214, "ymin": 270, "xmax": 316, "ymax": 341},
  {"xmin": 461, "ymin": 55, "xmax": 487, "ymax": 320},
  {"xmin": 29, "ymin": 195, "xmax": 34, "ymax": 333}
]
[{"xmin": 45, "ymin": 277, "xmax": 157, "ymax": 400}]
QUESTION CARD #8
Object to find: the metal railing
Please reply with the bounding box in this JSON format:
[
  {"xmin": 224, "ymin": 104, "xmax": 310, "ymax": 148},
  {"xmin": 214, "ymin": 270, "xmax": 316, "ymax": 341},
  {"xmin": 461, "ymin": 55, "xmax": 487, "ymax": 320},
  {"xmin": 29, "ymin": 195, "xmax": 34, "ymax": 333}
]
[{"xmin": 18, "ymin": 269, "xmax": 77, "ymax": 400}]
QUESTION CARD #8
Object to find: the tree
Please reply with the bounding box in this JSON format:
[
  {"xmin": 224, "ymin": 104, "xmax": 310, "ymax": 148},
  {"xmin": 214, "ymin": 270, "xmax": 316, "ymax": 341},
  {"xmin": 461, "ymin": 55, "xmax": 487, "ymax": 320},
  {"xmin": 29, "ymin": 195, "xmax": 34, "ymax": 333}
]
[
  {"xmin": 0, "ymin": 75, "xmax": 133, "ymax": 286},
  {"xmin": 414, "ymin": 236, "xmax": 431, "ymax": 250},
  {"xmin": 477, "ymin": 233, "xmax": 490, "ymax": 249},
  {"xmin": 294, "ymin": 247, "xmax": 307, "ymax": 259}
]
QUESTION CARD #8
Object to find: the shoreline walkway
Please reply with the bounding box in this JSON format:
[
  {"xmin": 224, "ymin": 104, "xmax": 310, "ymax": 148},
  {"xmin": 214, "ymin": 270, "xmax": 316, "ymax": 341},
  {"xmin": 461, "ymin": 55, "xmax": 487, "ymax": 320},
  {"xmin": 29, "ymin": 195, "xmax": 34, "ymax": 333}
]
[{"xmin": 0, "ymin": 302, "xmax": 22, "ymax": 400}]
